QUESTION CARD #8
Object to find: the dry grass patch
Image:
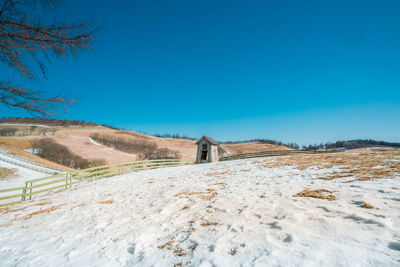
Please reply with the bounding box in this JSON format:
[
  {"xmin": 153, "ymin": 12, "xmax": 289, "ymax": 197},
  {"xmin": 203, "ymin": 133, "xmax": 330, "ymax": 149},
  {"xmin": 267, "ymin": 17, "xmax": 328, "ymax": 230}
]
[
  {"xmin": 99, "ymin": 200, "xmax": 114, "ymax": 204},
  {"xmin": 0, "ymin": 205, "xmax": 27, "ymax": 214},
  {"xmin": 188, "ymin": 244, "xmax": 197, "ymax": 251},
  {"xmin": 174, "ymin": 191, "xmax": 207, "ymax": 197},
  {"xmin": 71, "ymin": 203, "xmax": 86, "ymax": 209},
  {"xmin": 200, "ymin": 221, "xmax": 214, "ymax": 227},
  {"xmin": 201, "ymin": 192, "xmax": 217, "ymax": 200},
  {"xmin": 173, "ymin": 248, "xmax": 186, "ymax": 257},
  {"xmin": 158, "ymin": 240, "xmax": 190, "ymax": 257},
  {"xmin": 36, "ymin": 201, "xmax": 52, "ymax": 206},
  {"xmin": 318, "ymin": 171, "xmax": 354, "ymax": 180},
  {"xmin": 157, "ymin": 240, "xmax": 175, "ymax": 250},
  {"xmin": 293, "ymin": 188, "xmax": 336, "ymax": 201},
  {"xmin": 265, "ymin": 150, "xmax": 400, "ymax": 183},
  {"xmin": 205, "ymin": 171, "xmax": 230, "ymax": 176},
  {"xmin": 361, "ymin": 202, "xmax": 374, "ymax": 209},
  {"xmin": 181, "ymin": 227, "xmax": 196, "ymax": 233},
  {"xmin": 214, "ymin": 182, "xmax": 227, "ymax": 190},
  {"xmin": 0, "ymin": 167, "xmax": 18, "ymax": 179},
  {"xmin": 23, "ymin": 205, "xmax": 64, "ymax": 220}
]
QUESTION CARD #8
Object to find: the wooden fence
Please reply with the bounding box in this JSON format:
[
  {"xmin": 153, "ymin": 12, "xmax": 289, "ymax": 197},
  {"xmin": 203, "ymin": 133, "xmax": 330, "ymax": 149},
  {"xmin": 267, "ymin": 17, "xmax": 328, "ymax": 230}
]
[
  {"xmin": 0, "ymin": 158, "xmax": 192, "ymax": 207},
  {"xmin": 219, "ymin": 150, "xmax": 332, "ymax": 161},
  {"xmin": 0, "ymin": 149, "xmax": 67, "ymax": 173}
]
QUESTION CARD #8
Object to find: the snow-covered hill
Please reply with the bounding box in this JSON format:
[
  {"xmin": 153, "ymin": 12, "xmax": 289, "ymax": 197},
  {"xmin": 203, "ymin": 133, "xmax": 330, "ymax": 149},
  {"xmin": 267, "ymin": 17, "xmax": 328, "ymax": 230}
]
[
  {"xmin": 0, "ymin": 150, "xmax": 60, "ymax": 190},
  {"xmin": 0, "ymin": 152, "xmax": 399, "ymax": 266}
]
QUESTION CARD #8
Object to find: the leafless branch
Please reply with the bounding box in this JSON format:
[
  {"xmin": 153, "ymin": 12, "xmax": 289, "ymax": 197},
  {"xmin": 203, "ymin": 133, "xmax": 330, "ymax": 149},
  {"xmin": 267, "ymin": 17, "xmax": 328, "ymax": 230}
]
[
  {"xmin": 0, "ymin": 0, "xmax": 96, "ymax": 115},
  {"xmin": 0, "ymin": 80, "xmax": 74, "ymax": 115}
]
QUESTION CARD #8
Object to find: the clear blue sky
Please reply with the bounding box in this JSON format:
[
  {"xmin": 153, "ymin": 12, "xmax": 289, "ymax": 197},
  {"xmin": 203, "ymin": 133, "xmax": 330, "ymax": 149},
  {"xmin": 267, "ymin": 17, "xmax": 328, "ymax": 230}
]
[{"xmin": 1, "ymin": 0, "xmax": 399, "ymax": 144}]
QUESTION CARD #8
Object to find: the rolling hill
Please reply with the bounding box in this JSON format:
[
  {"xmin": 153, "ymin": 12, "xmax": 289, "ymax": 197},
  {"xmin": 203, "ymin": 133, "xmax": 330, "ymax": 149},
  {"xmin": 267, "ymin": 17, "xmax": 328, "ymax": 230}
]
[{"xmin": 0, "ymin": 120, "xmax": 291, "ymax": 170}]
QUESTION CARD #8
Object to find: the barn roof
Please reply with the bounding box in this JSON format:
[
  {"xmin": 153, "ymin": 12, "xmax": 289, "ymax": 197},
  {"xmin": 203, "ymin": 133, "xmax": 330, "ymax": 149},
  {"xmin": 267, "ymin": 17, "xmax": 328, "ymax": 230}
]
[{"xmin": 195, "ymin": 136, "xmax": 219, "ymax": 145}]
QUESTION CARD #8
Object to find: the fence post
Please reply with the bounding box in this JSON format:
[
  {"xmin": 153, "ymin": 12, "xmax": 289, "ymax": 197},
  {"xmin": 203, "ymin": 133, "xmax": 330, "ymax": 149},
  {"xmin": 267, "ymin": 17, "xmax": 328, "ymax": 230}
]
[
  {"xmin": 21, "ymin": 185, "xmax": 27, "ymax": 201},
  {"xmin": 29, "ymin": 182, "xmax": 33, "ymax": 200}
]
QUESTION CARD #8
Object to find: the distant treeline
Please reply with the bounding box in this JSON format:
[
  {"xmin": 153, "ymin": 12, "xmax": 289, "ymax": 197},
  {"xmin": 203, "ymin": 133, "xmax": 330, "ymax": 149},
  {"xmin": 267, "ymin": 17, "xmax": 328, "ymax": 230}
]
[
  {"xmin": 153, "ymin": 133, "xmax": 196, "ymax": 141},
  {"xmin": 0, "ymin": 126, "xmax": 54, "ymax": 137},
  {"xmin": 302, "ymin": 139, "xmax": 400, "ymax": 151},
  {"xmin": 0, "ymin": 117, "xmax": 119, "ymax": 130}
]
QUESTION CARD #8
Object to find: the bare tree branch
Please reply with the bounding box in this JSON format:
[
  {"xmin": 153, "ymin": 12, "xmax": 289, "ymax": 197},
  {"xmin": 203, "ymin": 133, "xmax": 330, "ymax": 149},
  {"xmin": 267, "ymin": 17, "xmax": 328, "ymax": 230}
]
[
  {"xmin": 0, "ymin": 81, "xmax": 74, "ymax": 115},
  {"xmin": 0, "ymin": 0, "xmax": 96, "ymax": 115}
]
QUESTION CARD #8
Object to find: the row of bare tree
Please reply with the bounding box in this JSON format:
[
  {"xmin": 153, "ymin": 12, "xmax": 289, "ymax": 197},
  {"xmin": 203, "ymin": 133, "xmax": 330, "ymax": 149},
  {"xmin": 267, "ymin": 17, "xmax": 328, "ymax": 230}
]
[
  {"xmin": 30, "ymin": 139, "xmax": 105, "ymax": 169},
  {"xmin": 0, "ymin": 127, "xmax": 17, "ymax": 136},
  {"xmin": 90, "ymin": 133, "xmax": 180, "ymax": 159}
]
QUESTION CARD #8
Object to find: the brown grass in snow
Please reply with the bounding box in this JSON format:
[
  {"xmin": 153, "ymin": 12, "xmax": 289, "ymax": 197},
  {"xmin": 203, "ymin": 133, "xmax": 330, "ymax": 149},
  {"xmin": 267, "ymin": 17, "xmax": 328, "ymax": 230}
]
[
  {"xmin": 205, "ymin": 170, "xmax": 230, "ymax": 176},
  {"xmin": 158, "ymin": 240, "xmax": 190, "ymax": 257},
  {"xmin": 200, "ymin": 221, "xmax": 214, "ymax": 227},
  {"xmin": 201, "ymin": 192, "xmax": 217, "ymax": 200},
  {"xmin": 22, "ymin": 205, "xmax": 64, "ymax": 220},
  {"xmin": 318, "ymin": 172, "xmax": 354, "ymax": 180},
  {"xmin": 70, "ymin": 203, "xmax": 86, "ymax": 210},
  {"xmin": 293, "ymin": 189, "xmax": 336, "ymax": 201},
  {"xmin": 99, "ymin": 200, "xmax": 114, "ymax": 204},
  {"xmin": 36, "ymin": 201, "xmax": 52, "ymax": 206},
  {"xmin": 181, "ymin": 227, "xmax": 196, "ymax": 233},
  {"xmin": 174, "ymin": 191, "xmax": 207, "ymax": 197},
  {"xmin": 361, "ymin": 202, "xmax": 374, "ymax": 209},
  {"xmin": 188, "ymin": 244, "xmax": 197, "ymax": 251},
  {"xmin": 264, "ymin": 150, "xmax": 400, "ymax": 182},
  {"xmin": 0, "ymin": 205, "xmax": 27, "ymax": 214},
  {"xmin": 173, "ymin": 248, "xmax": 186, "ymax": 256},
  {"xmin": 224, "ymin": 142, "xmax": 291, "ymax": 155},
  {"xmin": 0, "ymin": 167, "xmax": 17, "ymax": 179}
]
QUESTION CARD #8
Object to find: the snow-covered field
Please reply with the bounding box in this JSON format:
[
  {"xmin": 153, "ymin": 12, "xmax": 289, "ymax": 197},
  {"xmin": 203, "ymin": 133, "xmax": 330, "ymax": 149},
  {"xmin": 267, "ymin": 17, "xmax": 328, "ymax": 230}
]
[{"xmin": 0, "ymin": 152, "xmax": 399, "ymax": 266}]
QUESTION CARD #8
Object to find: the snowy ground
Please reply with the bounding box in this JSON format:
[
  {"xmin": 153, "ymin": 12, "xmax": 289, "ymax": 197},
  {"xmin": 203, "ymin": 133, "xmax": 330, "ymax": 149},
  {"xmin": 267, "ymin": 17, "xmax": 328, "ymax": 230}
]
[{"xmin": 0, "ymin": 153, "xmax": 399, "ymax": 266}]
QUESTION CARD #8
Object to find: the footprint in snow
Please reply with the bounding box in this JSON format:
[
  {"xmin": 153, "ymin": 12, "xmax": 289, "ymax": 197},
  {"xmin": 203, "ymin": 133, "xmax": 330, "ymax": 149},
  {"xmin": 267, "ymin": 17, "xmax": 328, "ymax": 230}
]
[
  {"xmin": 127, "ymin": 244, "xmax": 135, "ymax": 255},
  {"xmin": 345, "ymin": 214, "xmax": 385, "ymax": 227},
  {"xmin": 267, "ymin": 222, "xmax": 282, "ymax": 230},
  {"xmin": 388, "ymin": 242, "xmax": 400, "ymax": 251},
  {"xmin": 283, "ymin": 234, "xmax": 293, "ymax": 243},
  {"xmin": 317, "ymin": 206, "xmax": 331, "ymax": 212},
  {"xmin": 274, "ymin": 214, "xmax": 286, "ymax": 220}
]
